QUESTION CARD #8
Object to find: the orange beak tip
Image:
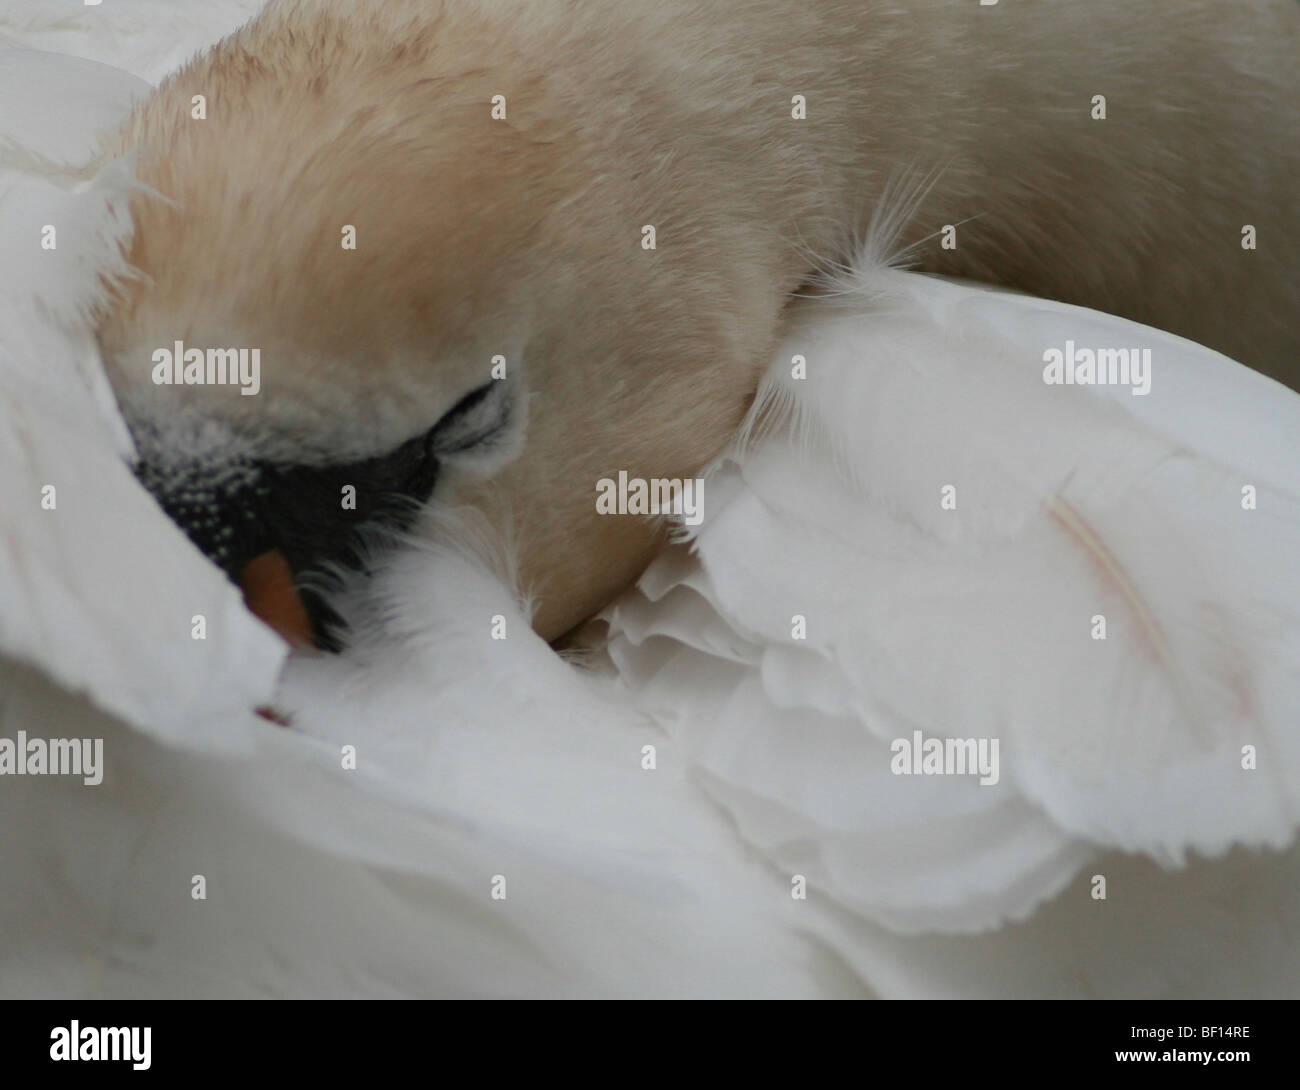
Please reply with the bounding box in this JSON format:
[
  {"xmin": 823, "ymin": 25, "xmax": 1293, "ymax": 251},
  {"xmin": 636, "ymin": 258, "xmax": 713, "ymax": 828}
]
[{"xmin": 239, "ymin": 549, "xmax": 317, "ymax": 649}]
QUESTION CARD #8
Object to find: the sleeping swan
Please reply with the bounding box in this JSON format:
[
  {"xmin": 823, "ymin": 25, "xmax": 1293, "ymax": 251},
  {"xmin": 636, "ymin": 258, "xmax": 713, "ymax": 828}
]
[{"xmin": 89, "ymin": 0, "xmax": 1300, "ymax": 645}]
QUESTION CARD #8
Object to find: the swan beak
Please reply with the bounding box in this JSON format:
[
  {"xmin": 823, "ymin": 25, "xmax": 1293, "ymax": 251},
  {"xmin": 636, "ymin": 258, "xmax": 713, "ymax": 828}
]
[{"xmin": 239, "ymin": 550, "xmax": 316, "ymax": 649}]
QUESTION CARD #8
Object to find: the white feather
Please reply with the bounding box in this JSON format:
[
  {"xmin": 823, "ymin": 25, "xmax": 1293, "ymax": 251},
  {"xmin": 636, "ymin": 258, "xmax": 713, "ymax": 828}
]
[
  {"xmin": 608, "ymin": 264, "xmax": 1300, "ymax": 937},
  {"xmin": 0, "ymin": 42, "xmax": 285, "ymax": 751}
]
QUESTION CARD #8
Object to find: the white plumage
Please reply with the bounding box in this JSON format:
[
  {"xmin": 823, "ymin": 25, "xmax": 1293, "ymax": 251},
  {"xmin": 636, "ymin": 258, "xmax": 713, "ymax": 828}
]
[
  {"xmin": 1, "ymin": 0, "xmax": 1297, "ymax": 998},
  {"xmin": 608, "ymin": 268, "xmax": 1300, "ymax": 935}
]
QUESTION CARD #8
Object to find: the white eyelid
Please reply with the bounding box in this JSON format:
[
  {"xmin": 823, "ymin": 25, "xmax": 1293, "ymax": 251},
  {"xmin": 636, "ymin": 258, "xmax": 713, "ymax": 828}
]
[{"xmin": 432, "ymin": 379, "xmax": 526, "ymax": 475}]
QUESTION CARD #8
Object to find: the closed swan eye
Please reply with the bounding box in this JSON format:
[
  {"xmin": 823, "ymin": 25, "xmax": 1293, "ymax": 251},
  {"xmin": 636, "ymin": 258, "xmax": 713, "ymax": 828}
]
[{"xmin": 428, "ymin": 380, "xmax": 512, "ymax": 456}]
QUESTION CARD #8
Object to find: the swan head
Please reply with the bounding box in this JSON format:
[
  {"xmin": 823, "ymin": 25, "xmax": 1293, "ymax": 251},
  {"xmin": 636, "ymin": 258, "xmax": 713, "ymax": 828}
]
[{"xmin": 93, "ymin": 6, "xmax": 770, "ymax": 647}]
